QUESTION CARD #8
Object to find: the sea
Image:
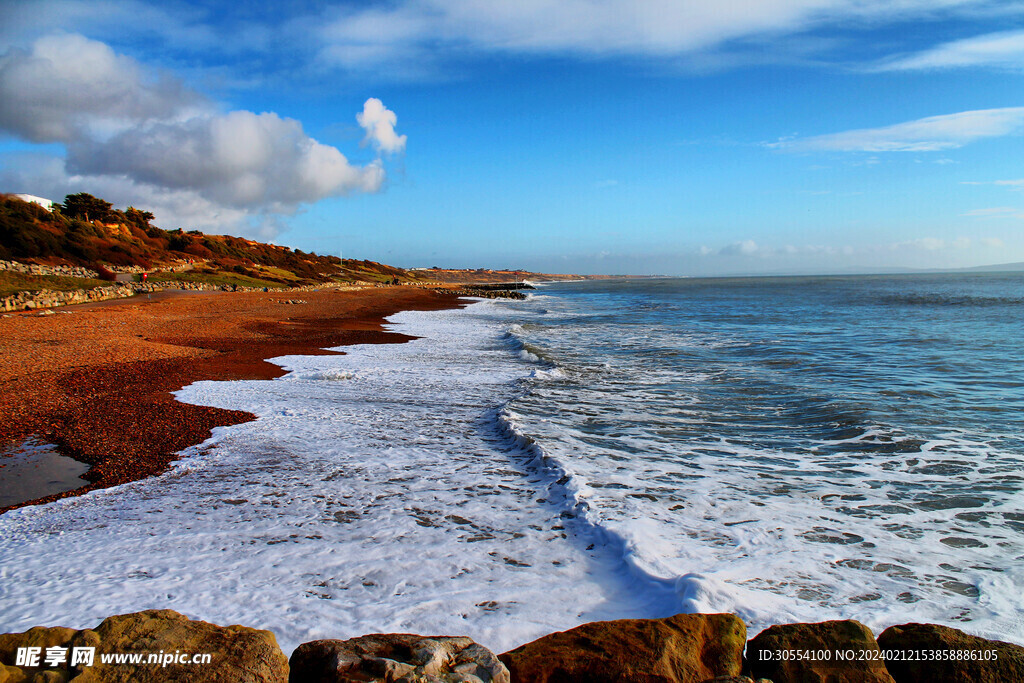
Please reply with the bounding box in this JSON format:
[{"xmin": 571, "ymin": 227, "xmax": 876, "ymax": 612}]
[{"xmin": 1, "ymin": 273, "xmax": 1022, "ymax": 653}]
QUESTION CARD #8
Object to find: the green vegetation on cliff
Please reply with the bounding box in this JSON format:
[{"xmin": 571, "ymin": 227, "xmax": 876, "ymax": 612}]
[{"xmin": 0, "ymin": 193, "xmax": 426, "ymax": 290}]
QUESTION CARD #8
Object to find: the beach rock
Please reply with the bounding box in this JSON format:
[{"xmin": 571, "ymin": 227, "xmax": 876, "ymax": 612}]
[
  {"xmin": 498, "ymin": 613, "xmax": 746, "ymax": 683},
  {"xmin": 877, "ymin": 623, "xmax": 1024, "ymax": 682},
  {"xmin": 748, "ymin": 620, "xmax": 894, "ymax": 683},
  {"xmin": 0, "ymin": 610, "xmax": 287, "ymax": 683},
  {"xmin": 289, "ymin": 633, "xmax": 509, "ymax": 682},
  {"xmin": 0, "ymin": 626, "xmax": 76, "ymax": 682}
]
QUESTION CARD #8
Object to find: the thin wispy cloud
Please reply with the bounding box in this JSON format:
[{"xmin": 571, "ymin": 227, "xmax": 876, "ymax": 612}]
[
  {"xmin": 961, "ymin": 207, "xmax": 1024, "ymax": 219},
  {"xmin": 962, "ymin": 178, "xmax": 1024, "ymax": 189},
  {"xmin": 311, "ymin": 0, "xmax": 1002, "ymax": 74},
  {"xmin": 699, "ymin": 236, "xmax": 993, "ymax": 260},
  {"xmin": 771, "ymin": 107, "xmax": 1024, "ymax": 152},
  {"xmin": 3, "ymin": 0, "xmax": 1017, "ymax": 81},
  {"xmin": 872, "ymin": 29, "xmax": 1024, "ymax": 71}
]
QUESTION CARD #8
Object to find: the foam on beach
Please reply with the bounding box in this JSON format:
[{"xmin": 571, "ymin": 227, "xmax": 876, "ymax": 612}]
[
  {"xmin": 2, "ymin": 278, "xmax": 1022, "ymax": 653},
  {"xmin": 0, "ymin": 300, "xmax": 678, "ymax": 654}
]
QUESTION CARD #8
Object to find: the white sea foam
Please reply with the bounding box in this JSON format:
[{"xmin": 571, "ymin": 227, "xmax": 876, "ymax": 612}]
[
  {"xmin": 3, "ymin": 282, "xmax": 1022, "ymax": 655},
  {"xmin": 497, "ymin": 285, "xmax": 1024, "ymax": 645},
  {"xmin": 0, "ymin": 301, "xmax": 680, "ymax": 654}
]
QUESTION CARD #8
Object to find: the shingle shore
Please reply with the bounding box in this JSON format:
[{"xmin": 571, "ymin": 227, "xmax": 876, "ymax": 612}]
[{"xmin": 0, "ymin": 286, "xmax": 464, "ymax": 513}]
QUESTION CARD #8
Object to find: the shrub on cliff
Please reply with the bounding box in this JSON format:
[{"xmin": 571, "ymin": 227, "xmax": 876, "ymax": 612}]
[{"xmin": 61, "ymin": 192, "xmax": 113, "ymax": 223}]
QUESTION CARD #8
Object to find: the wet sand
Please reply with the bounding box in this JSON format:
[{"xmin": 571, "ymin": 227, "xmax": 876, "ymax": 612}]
[{"xmin": 0, "ymin": 286, "xmax": 464, "ymax": 513}]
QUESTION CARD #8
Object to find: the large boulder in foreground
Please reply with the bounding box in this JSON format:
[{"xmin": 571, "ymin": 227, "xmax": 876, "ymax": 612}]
[
  {"xmin": 748, "ymin": 620, "xmax": 894, "ymax": 683},
  {"xmin": 0, "ymin": 610, "xmax": 287, "ymax": 683},
  {"xmin": 289, "ymin": 634, "xmax": 509, "ymax": 682},
  {"xmin": 877, "ymin": 622, "xmax": 1024, "ymax": 682},
  {"xmin": 498, "ymin": 613, "xmax": 746, "ymax": 683}
]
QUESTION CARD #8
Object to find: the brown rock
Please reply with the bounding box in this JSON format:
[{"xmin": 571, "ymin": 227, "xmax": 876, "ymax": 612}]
[
  {"xmin": 0, "ymin": 627, "xmax": 77, "ymax": 665},
  {"xmin": 748, "ymin": 620, "xmax": 894, "ymax": 683},
  {"xmin": 0, "ymin": 610, "xmax": 287, "ymax": 683},
  {"xmin": 877, "ymin": 623, "xmax": 1024, "ymax": 682},
  {"xmin": 498, "ymin": 613, "xmax": 746, "ymax": 683},
  {"xmin": 70, "ymin": 609, "xmax": 287, "ymax": 682},
  {"xmin": 0, "ymin": 626, "xmax": 76, "ymax": 682},
  {"xmin": 0, "ymin": 664, "xmax": 28, "ymax": 683},
  {"xmin": 29, "ymin": 673, "xmax": 69, "ymax": 683},
  {"xmin": 289, "ymin": 633, "xmax": 509, "ymax": 682}
]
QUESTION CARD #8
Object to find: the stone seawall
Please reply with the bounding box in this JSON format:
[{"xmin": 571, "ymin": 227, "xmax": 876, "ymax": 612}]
[
  {"xmin": 0, "ymin": 259, "xmax": 100, "ymax": 280},
  {"xmin": 443, "ymin": 286, "xmax": 528, "ymax": 300},
  {"xmin": 1, "ymin": 280, "xmax": 372, "ymax": 312},
  {"xmin": 1, "ymin": 283, "xmax": 162, "ymax": 312}
]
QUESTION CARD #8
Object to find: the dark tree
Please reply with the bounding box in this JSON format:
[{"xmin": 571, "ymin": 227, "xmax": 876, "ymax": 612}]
[
  {"xmin": 63, "ymin": 193, "xmax": 113, "ymax": 223},
  {"xmin": 125, "ymin": 206, "xmax": 155, "ymax": 229}
]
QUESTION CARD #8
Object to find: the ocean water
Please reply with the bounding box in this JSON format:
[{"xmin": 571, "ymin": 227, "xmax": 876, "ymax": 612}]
[{"xmin": 1, "ymin": 273, "xmax": 1022, "ymax": 652}]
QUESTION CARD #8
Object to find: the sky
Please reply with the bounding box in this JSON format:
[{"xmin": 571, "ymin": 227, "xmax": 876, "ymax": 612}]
[{"xmin": 1, "ymin": 1, "xmax": 1023, "ymax": 275}]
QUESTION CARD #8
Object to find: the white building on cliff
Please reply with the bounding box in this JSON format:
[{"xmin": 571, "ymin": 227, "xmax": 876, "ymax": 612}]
[{"xmin": 13, "ymin": 194, "xmax": 54, "ymax": 211}]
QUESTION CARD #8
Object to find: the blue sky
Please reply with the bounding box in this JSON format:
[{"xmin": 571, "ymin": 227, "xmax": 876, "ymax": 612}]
[{"xmin": 1, "ymin": 1, "xmax": 1022, "ymax": 275}]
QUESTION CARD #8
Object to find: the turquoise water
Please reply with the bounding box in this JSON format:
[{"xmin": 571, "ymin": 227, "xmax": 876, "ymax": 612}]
[{"xmin": 494, "ymin": 272, "xmax": 1024, "ymax": 634}]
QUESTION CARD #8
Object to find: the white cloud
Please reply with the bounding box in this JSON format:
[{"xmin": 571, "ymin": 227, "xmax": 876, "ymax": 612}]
[
  {"xmin": 719, "ymin": 239, "xmax": 762, "ymax": 256},
  {"xmin": 66, "ymin": 110, "xmax": 385, "ymax": 208},
  {"xmin": 706, "ymin": 238, "xmax": 988, "ymax": 259},
  {"xmin": 907, "ymin": 238, "xmax": 946, "ymax": 250},
  {"xmin": 0, "ymin": 33, "xmax": 205, "ymax": 143},
  {"xmin": 961, "ymin": 178, "xmax": 1024, "ymax": 189},
  {"xmin": 3, "ymin": 0, "xmax": 1014, "ymax": 82},
  {"xmin": 961, "ymin": 207, "xmax": 1024, "ymax": 219},
  {"xmin": 357, "ymin": 98, "xmax": 407, "ymax": 154},
  {"xmin": 962, "ymin": 207, "xmax": 1018, "ymax": 216},
  {"xmin": 772, "ymin": 107, "xmax": 1024, "ymax": 152},
  {"xmin": 873, "ymin": 29, "xmax": 1024, "ymax": 71},
  {"xmin": 0, "ymin": 34, "xmax": 404, "ymax": 237},
  {"xmin": 314, "ymin": 0, "xmax": 994, "ymax": 68},
  {"xmin": 0, "ymin": 151, "xmax": 252, "ymax": 232}
]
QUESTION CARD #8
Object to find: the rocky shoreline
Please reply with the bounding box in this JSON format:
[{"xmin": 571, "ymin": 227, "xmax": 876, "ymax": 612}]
[
  {"xmin": 2, "ymin": 610, "xmax": 1020, "ymax": 682},
  {"xmin": 2, "ymin": 280, "xmax": 528, "ymax": 313}
]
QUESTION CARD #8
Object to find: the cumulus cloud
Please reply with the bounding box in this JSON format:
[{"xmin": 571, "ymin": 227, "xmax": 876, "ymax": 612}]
[
  {"xmin": 772, "ymin": 107, "xmax": 1024, "ymax": 152},
  {"xmin": 357, "ymin": 98, "xmax": 407, "ymax": 154},
  {"xmin": 872, "ymin": 29, "xmax": 1024, "ymax": 71},
  {"xmin": 66, "ymin": 110, "xmax": 385, "ymax": 208},
  {"xmin": 0, "ymin": 33, "xmax": 204, "ymax": 143},
  {"xmin": 0, "ymin": 34, "xmax": 404, "ymax": 236},
  {"xmin": 0, "ymin": 151, "xmax": 252, "ymax": 232}
]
